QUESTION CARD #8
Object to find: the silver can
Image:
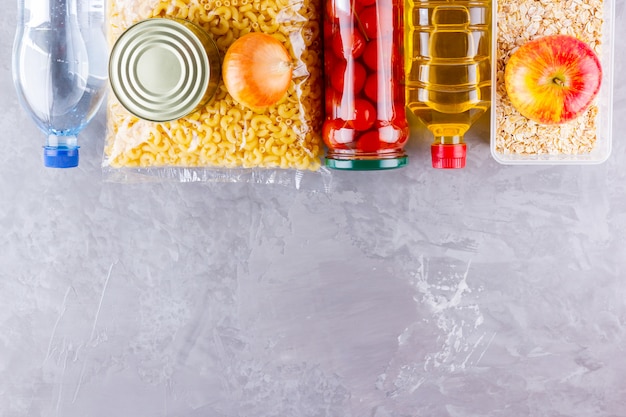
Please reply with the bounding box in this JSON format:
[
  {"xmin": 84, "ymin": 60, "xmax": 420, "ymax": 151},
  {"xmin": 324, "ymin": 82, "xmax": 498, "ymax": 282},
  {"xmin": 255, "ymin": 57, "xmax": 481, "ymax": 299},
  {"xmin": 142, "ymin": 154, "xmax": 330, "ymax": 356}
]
[{"xmin": 109, "ymin": 18, "xmax": 220, "ymax": 122}]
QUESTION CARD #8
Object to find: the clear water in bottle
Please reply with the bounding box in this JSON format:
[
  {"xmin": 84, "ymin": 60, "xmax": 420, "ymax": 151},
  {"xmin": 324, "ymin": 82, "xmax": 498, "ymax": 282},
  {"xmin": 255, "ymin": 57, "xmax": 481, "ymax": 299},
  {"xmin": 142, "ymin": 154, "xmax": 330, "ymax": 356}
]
[
  {"xmin": 12, "ymin": 0, "xmax": 107, "ymax": 168},
  {"xmin": 405, "ymin": 0, "xmax": 491, "ymax": 168}
]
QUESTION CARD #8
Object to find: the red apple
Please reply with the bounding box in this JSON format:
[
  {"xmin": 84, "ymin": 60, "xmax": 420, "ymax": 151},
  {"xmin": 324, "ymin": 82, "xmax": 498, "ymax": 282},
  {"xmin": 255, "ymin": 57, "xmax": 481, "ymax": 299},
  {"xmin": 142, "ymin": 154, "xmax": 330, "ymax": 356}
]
[{"xmin": 504, "ymin": 34, "xmax": 602, "ymax": 124}]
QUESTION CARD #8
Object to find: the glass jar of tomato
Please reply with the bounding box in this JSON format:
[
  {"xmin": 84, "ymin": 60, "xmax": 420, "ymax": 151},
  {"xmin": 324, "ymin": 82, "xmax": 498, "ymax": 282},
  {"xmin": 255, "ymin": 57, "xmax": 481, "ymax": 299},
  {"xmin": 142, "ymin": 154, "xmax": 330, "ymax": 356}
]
[{"xmin": 322, "ymin": 0, "xmax": 408, "ymax": 170}]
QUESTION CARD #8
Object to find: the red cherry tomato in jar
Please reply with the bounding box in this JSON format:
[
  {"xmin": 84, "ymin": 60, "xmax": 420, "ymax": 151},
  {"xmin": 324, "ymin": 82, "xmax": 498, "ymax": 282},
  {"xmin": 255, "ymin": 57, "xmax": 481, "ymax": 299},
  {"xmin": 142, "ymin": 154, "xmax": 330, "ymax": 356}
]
[
  {"xmin": 356, "ymin": 0, "xmax": 376, "ymax": 7},
  {"xmin": 332, "ymin": 27, "xmax": 366, "ymax": 59},
  {"xmin": 359, "ymin": 6, "xmax": 379, "ymax": 39},
  {"xmin": 325, "ymin": 87, "xmax": 342, "ymax": 118},
  {"xmin": 330, "ymin": 60, "xmax": 367, "ymax": 96},
  {"xmin": 378, "ymin": 122, "xmax": 408, "ymax": 146},
  {"xmin": 349, "ymin": 98, "xmax": 377, "ymax": 131},
  {"xmin": 356, "ymin": 131, "xmax": 381, "ymax": 152},
  {"xmin": 323, "ymin": 118, "xmax": 356, "ymax": 148},
  {"xmin": 364, "ymin": 72, "xmax": 378, "ymax": 102},
  {"xmin": 362, "ymin": 40, "xmax": 378, "ymax": 71}
]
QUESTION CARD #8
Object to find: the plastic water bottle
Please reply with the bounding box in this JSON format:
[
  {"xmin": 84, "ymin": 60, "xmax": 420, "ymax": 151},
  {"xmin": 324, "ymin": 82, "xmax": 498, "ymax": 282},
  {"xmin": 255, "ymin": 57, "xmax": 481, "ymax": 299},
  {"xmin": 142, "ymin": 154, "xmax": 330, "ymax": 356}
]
[{"xmin": 12, "ymin": 0, "xmax": 107, "ymax": 168}]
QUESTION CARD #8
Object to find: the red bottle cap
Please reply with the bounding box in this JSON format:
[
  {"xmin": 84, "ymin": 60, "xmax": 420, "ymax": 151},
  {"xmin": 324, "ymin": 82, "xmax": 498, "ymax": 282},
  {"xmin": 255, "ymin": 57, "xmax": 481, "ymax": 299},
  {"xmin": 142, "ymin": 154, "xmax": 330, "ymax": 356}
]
[{"xmin": 431, "ymin": 143, "xmax": 467, "ymax": 169}]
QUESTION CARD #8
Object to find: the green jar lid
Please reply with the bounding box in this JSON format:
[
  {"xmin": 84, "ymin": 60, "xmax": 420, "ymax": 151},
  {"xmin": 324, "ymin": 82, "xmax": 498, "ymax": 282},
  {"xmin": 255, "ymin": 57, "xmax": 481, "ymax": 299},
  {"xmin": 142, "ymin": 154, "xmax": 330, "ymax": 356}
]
[
  {"xmin": 325, "ymin": 156, "xmax": 408, "ymax": 170},
  {"xmin": 109, "ymin": 18, "xmax": 220, "ymax": 122}
]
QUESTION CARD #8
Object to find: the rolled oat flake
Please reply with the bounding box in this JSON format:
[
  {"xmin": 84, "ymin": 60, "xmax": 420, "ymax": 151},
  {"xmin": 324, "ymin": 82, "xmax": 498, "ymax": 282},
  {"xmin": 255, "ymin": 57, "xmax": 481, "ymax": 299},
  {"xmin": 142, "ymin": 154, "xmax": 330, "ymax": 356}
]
[{"xmin": 109, "ymin": 18, "xmax": 220, "ymax": 122}]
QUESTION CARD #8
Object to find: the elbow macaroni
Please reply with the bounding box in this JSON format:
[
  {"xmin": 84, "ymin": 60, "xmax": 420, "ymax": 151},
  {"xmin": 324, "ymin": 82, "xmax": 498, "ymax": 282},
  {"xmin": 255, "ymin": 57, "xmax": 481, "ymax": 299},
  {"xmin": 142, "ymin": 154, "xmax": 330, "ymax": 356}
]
[{"xmin": 106, "ymin": 0, "xmax": 323, "ymax": 171}]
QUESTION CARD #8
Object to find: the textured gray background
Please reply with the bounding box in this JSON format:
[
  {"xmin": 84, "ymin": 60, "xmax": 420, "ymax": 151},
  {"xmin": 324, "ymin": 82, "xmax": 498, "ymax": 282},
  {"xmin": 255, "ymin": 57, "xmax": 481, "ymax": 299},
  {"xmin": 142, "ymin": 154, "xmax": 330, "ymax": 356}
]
[{"xmin": 2, "ymin": 2, "xmax": 626, "ymax": 417}]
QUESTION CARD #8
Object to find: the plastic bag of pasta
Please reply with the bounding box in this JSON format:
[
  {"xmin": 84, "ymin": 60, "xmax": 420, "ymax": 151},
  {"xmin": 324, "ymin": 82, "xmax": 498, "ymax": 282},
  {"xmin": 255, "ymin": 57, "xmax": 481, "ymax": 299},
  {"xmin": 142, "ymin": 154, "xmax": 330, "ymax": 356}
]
[{"xmin": 104, "ymin": 0, "xmax": 327, "ymax": 188}]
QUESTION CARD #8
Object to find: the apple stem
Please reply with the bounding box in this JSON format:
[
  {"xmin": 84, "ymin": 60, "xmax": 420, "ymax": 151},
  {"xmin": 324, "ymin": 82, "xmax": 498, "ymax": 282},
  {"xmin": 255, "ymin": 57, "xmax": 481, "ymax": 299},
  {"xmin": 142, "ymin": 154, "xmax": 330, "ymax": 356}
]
[{"xmin": 553, "ymin": 77, "xmax": 565, "ymax": 87}]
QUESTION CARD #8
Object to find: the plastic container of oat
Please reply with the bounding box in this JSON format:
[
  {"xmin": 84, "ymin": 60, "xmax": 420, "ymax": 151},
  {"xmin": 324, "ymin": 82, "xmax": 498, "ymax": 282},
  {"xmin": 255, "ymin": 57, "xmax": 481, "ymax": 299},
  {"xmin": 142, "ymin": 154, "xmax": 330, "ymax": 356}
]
[{"xmin": 490, "ymin": 0, "xmax": 615, "ymax": 165}]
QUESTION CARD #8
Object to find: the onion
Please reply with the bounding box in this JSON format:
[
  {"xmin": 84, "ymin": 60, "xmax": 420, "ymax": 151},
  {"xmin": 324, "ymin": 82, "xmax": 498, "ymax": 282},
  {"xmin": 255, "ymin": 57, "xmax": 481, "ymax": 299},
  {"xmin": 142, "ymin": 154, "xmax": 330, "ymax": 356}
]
[{"xmin": 222, "ymin": 33, "xmax": 293, "ymax": 109}]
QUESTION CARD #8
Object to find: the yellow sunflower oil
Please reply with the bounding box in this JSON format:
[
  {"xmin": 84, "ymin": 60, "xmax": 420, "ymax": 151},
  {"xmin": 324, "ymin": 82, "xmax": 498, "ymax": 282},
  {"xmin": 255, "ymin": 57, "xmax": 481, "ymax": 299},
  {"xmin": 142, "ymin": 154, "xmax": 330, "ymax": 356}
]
[{"xmin": 405, "ymin": 0, "xmax": 492, "ymax": 168}]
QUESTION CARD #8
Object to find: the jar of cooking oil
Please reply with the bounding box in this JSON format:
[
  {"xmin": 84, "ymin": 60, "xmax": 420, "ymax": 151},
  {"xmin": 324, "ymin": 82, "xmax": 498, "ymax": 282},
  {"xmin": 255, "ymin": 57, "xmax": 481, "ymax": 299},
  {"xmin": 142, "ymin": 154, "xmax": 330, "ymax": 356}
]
[{"xmin": 405, "ymin": 0, "xmax": 491, "ymax": 168}]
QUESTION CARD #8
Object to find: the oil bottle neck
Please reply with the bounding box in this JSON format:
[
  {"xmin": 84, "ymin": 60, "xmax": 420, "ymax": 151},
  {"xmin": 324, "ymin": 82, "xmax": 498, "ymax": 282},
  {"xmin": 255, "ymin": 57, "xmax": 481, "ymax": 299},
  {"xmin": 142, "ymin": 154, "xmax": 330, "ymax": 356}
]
[{"xmin": 429, "ymin": 124, "xmax": 467, "ymax": 145}]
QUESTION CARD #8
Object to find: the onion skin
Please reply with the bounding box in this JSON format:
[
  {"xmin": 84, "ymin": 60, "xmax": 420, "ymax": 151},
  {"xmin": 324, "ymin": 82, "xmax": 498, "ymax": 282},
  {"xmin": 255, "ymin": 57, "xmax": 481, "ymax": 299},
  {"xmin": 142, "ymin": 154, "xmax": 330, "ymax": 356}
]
[{"xmin": 222, "ymin": 33, "xmax": 293, "ymax": 109}]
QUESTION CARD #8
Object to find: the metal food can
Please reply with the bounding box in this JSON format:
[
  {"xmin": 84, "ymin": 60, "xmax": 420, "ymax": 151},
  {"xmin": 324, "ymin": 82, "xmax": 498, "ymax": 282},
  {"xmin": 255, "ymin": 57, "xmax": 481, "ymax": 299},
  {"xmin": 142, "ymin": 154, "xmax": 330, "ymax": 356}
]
[{"xmin": 109, "ymin": 18, "xmax": 220, "ymax": 122}]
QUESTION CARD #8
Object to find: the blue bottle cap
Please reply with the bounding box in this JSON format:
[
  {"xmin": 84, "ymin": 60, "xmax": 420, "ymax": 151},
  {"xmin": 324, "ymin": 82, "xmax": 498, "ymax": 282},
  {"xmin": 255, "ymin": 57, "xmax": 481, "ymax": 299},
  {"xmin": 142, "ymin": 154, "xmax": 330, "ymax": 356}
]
[{"xmin": 43, "ymin": 146, "xmax": 79, "ymax": 168}]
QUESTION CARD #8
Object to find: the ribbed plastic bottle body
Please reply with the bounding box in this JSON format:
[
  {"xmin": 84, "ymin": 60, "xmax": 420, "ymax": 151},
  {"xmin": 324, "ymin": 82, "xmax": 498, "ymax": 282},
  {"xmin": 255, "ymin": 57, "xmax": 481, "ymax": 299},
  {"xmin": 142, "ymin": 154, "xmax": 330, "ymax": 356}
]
[
  {"xmin": 405, "ymin": 0, "xmax": 491, "ymax": 168},
  {"xmin": 12, "ymin": 0, "xmax": 107, "ymax": 167},
  {"xmin": 322, "ymin": 0, "xmax": 409, "ymax": 170}
]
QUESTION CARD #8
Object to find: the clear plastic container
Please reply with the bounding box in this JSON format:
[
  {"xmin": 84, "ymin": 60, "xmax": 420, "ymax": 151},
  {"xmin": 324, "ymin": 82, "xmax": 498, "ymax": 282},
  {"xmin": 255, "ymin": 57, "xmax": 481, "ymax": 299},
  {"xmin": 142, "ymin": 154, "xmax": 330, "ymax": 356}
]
[{"xmin": 490, "ymin": 0, "xmax": 614, "ymax": 165}]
